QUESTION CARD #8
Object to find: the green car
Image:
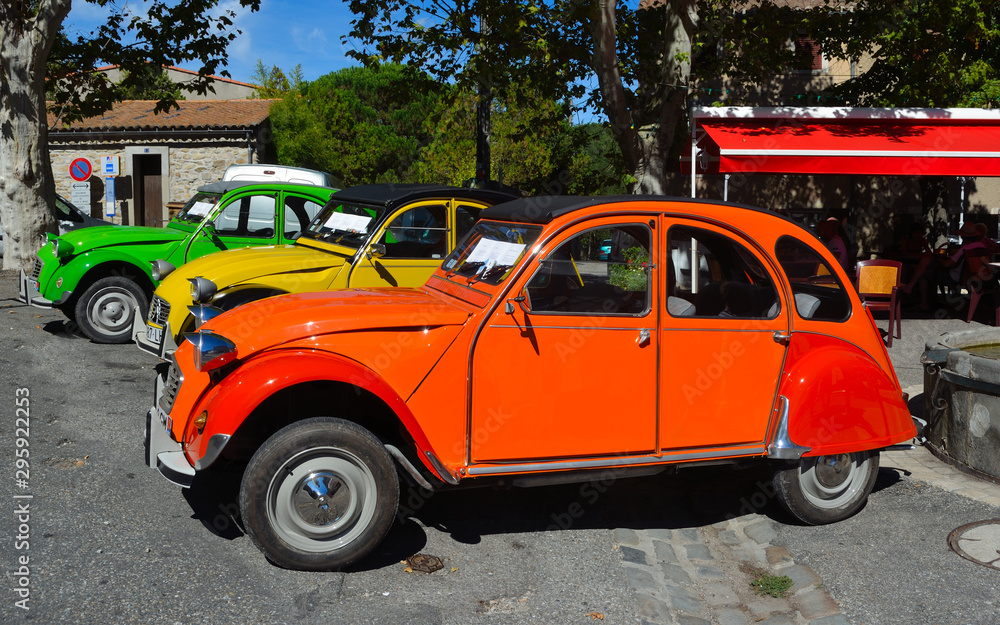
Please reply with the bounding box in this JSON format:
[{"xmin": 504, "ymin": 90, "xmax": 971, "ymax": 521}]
[{"xmin": 18, "ymin": 180, "xmax": 337, "ymax": 343}]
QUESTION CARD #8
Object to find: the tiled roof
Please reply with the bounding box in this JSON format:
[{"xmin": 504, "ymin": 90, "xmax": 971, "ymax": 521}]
[
  {"xmin": 95, "ymin": 64, "xmax": 259, "ymax": 88},
  {"xmin": 48, "ymin": 99, "xmax": 275, "ymax": 132}
]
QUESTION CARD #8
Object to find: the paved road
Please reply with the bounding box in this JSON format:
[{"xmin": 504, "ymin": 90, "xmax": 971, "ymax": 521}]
[
  {"xmin": 0, "ymin": 272, "xmax": 639, "ymax": 624},
  {"xmin": 1, "ymin": 270, "xmax": 998, "ymax": 624}
]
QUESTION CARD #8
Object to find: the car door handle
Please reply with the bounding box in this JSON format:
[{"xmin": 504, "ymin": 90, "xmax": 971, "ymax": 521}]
[
  {"xmin": 636, "ymin": 328, "xmax": 651, "ymax": 346},
  {"xmin": 773, "ymin": 331, "xmax": 791, "ymax": 344}
]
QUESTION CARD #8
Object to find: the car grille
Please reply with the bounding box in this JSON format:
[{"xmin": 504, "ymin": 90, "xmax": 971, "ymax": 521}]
[
  {"xmin": 148, "ymin": 295, "xmax": 171, "ymax": 326},
  {"xmin": 29, "ymin": 260, "xmax": 42, "ymax": 282},
  {"xmin": 158, "ymin": 358, "xmax": 182, "ymax": 415}
]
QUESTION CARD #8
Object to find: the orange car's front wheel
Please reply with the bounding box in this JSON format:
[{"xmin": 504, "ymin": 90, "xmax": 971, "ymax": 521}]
[{"xmin": 239, "ymin": 417, "xmax": 399, "ymax": 571}]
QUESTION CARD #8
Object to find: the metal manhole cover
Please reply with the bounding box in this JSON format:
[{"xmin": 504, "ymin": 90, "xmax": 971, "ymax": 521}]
[
  {"xmin": 948, "ymin": 519, "xmax": 1000, "ymax": 570},
  {"xmin": 406, "ymin": 554, "xmax": 444, "ymax": 573}
]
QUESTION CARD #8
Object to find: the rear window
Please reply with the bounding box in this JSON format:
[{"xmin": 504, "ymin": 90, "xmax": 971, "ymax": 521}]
[{"xmin": 774, "ymin": 235, "xmax": 851, "ymax": 321}]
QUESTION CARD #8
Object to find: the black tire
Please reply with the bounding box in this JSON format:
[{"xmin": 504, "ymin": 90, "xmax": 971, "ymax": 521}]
[
  {"xmin": 772, "ymin": 450, "xmax": 879, "ymax": 525},
  {"xmin": 74, "ymin": 276, "xmax": 148, "ymax": 343},
  {"xmin": 239, "ymin": 417, "xmax": 399, "ymax": 571}
]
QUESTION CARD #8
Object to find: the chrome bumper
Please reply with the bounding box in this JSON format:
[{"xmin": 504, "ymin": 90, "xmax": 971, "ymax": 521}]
[
  {"xmin": 18, "ymin": 268, "xmax": 54, "ymax": 308},
  {"xmin": 144, "ymin": 372, "xmax": 194, "ymax": 488},
  {"xmin": 132, "ymin": 307, "xmax": 176, "ymax": 360}
]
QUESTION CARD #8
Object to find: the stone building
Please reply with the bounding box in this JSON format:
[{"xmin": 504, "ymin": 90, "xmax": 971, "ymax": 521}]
[{"xmin": 47, "ymin": 98, "xmax": 274, "ymax": 227}]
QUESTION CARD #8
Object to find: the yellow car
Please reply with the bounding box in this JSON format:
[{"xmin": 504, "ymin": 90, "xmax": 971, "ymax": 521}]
[{"xmin": 133, "ymin": 184, "xmax": 519, "ymax": 358}]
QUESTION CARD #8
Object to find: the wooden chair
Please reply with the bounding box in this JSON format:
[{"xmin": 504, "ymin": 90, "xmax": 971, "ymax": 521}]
[{"xmin": 855, "ymin": 260, "xmax": 902, "ymax": 347}]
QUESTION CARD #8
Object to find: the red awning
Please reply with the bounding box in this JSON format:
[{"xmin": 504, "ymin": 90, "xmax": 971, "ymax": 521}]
[{"xmin": 694, "ymin": 118, "xmax": 1000, "ymax": 176}]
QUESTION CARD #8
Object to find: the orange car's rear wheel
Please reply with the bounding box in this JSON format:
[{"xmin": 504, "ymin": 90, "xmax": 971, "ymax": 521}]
[
  {"xmin": 772, "ymin": 450, "xmax": 879, "ymax": 525},
  {"xmin": 239, "ymin": 417, "xmax": 399, "ymax": 571}
]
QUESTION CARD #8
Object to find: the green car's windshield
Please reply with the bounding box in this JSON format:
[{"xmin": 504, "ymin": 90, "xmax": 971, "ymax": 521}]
[
  {"xmin": 442, "ymin": 221, "xmax": 542, "ymax": 286},
  {"xmin": 173, "ymin": 192, "xmax": 223, "ymax": 224},
  {"xmin": 299, "ymin": 200, "xmax": 387, "ymax": 249}
]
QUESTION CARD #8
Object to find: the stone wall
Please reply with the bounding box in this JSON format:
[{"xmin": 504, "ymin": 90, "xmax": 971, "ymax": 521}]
[
  {"xmin": 169, "ymin": 145, "xmax": 250, "ymax": 203},
  {"xmin": 49, "ymin": 143, "xmax": 254, "ymax": 225}
]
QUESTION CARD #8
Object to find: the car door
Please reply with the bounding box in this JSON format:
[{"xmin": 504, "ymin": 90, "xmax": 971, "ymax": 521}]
[
  {"xmin": 470, "ymin": 218, "xmax": 658, "ymax": 462},
  {"xmin": 348, "ymin": 201, "xmax": 451, "ymax": 288},
  {"xmin": 185, "ymin": 191, "xmax": 280, "ymax": 261},
  {"xmin": 280, "ymin": 192, "xmax": 327, "ymax": 243},
  {"xmin": 658, "ymin": 220, "xmax": 789, "ymax": 452}
]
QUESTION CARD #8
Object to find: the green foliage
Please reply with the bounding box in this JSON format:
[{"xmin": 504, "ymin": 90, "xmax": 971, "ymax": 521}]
[
  {"xmin": 269, "ymin": 64, "xmax": 444, "ymax": 186},
  {"xmin": 250, "ymin": 61, "xmax": 304, "ymax": 99},
  {"xmin": 268, "ymin": 64, "xmax": 628, "ymax": 193},
  {"xmin": 46, "ymin": 0, "xmax": 262, "ymax": 123},
  {"xmin": 809, "ymin": 0, "xmax": 1000, "ymax": 107},
  {"xmin": 749, "ymin": 570, "xmax": 794, "ymax": 598},
  {"xmin": 609, "ymin": 246, "xmax": 649, "ymax": 291}
]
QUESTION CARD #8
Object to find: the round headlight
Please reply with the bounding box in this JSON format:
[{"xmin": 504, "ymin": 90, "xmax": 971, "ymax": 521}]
[
  {"xmin": 184, "ymin": 331, "xmax": 238, "ymax": 372},
  {"xmin": 151, "ymin": 260, "xmax": 176, "ymax": 282},
  {"xmin": 188, "ymin": 276, "xmax": 218, "ymax": 304},
  {"xmin": 187, "ymin": 304, "xmax": 224, "ymax": 329}
]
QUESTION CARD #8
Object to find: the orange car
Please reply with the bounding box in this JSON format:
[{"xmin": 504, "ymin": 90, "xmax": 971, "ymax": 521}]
[{"xmin": 145, "ymin": 196, "xmax": 917, "ymax": 570}]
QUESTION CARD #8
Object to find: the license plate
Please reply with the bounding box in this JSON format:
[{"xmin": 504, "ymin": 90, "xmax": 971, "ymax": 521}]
[
  {"xmin": 158, "ymin": 408, "xmax": 173, "ymax": 433},
  {"xmin": 147, "ymin": 324, "xmax": 163, "ymax": 346}
]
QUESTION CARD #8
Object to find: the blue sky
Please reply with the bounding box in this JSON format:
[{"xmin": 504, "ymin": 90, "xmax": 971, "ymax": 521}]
[{"xmin": 63, "ymin": 0, "xmax": 360, "ymax": 85}]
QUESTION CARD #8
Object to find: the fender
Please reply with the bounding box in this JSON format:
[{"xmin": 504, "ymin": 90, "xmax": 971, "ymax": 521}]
[
  {"xmin": 185, "ymin": 348, "xmax": 446, "ymax": 480},
  {"xmin": 777, "ymin": 332, "xmax": 916, "ymax": 456},
  {"xmin": 44, "ymin": 247, "xmax": 160, "ymax": 298}
]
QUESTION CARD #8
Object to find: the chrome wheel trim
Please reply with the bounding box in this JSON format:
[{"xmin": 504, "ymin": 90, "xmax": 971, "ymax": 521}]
[
  {"xmin": 88, "ymin": 288, "xmax": 139, "ymax": 335},
  {"xmin": 266, "ymin": 447, "xmax": 378, "ymax": 553},
  {"xmin": 798, "ymin": 452, "xmax": 869, "ymax": 510}
]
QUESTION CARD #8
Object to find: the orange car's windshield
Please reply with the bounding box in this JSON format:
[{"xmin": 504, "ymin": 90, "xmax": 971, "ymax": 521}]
[{"xmin": 442, "ymin": 221, "xmax": 542, "ymax": 286}]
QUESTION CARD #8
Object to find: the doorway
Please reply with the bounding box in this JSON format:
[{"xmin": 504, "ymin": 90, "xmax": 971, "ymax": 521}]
[{"xmin": 132, "ymin": 154, "xmax": 164, "ymax": 227}]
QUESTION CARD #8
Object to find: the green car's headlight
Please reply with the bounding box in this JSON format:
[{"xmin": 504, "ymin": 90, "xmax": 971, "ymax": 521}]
[
  {"xmin": 151, "ymin": 260, "xmax": 176, "ymax": 282},
  {"xmin": 52, "ymin": 237, "xmax": 73, "ymax": 259}
]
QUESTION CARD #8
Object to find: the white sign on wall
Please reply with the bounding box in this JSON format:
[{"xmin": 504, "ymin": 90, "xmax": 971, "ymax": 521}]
[
  {"xmin": 70, "ymin": 182, "xmax": 90, "ymax": 208},
  {"xmin": 101, "ymin": 155, "xmax": 120, "ymax": 176}
]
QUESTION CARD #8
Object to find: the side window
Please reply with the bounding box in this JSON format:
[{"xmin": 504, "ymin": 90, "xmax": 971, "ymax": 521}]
[
  {"xmin": 667, "ymin": 226, "xmax": 778, "ymax": 319},
  {"xmin": 455, "ymin": 205, "xmax": 482, "ymax": 243},
  {"xmin": 774, "ymin": 235, "xmax": 850, "ymax": 321},
  {"xmin": 526, "ymin": 224, "xmax": 650, "ymax": 315},
  {"xmin": 283, "ymin": 195, "xmax": 324, "ymax": 240},
  {"xmin": 380, "ymin": 205, "xmax": 448, "ymax": 259},
  {"xmin": 213, "ymin": 194, "xmax": 276, "ymax": 238},
  {"xmin": 55, "ymin": 197, "xmax": 83, "ymax": 223},
  {"xmin": 213, "ymin": 200, "xmax": 242, "ymax": 234},
  {"xmin": 245, "ymin": 195, "xmax": 276, "ymax": 237}
]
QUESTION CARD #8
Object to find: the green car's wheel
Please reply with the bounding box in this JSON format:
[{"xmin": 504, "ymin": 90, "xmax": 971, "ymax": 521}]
[{"xmin": 75, "ymin": 276, "xmax": 148, "ymax": 343}]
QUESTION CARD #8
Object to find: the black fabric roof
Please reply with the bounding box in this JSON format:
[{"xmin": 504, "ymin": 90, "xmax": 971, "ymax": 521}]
[
  {"xmin": 482, "ymin": 195, "xmax": 785, "ymax": 224},
  {"xmin": 334, "ymin": 184, "xmax": 519, "ymax": 209},
  {"xmin": 482, "ymin": 196, "xmax": 638, "ymax": 223}
]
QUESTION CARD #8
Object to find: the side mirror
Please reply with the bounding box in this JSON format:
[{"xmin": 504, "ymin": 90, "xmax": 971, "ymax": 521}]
[
  {"xmin": 505, "ymin": 295, "xmax": 527, "ymax": 315},
  {"xmin": 366, "ymin": 243, "xmax": 386, "ymax": 261}
]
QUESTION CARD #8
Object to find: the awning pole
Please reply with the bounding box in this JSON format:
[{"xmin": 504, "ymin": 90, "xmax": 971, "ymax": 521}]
[{"xmin": 690, "ymin": 111, "xmax": 697, "ymax": 199}]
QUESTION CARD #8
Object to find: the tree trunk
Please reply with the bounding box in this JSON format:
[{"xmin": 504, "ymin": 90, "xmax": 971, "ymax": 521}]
[
  {"xmin": 591, "ymin": 0, "xmax": 697, "ymax": 195},
  {"xmin": 0, "ymin": 1, "xmax": 70, "ymax": 271}
]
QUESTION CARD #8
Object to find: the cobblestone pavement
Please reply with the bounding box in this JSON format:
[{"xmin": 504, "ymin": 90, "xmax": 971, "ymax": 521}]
[{"xmin": 609, "ymin": 372, "xmax": 1000, "ymax": 625}]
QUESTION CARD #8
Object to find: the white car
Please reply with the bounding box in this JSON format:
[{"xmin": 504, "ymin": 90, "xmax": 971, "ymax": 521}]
[{"xmin": 0, "ymin": 194, "xmax": 111, "ymax": 256}]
